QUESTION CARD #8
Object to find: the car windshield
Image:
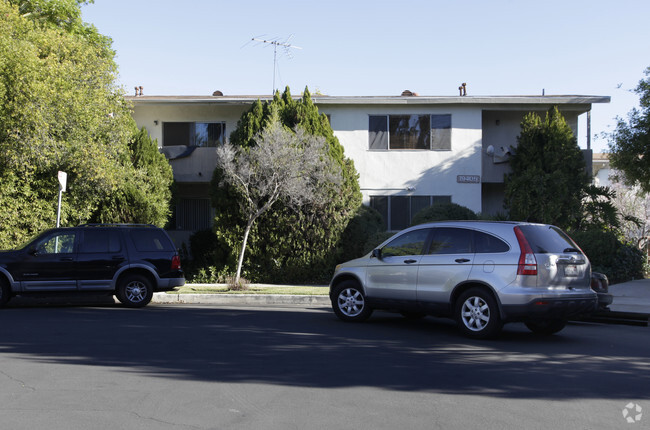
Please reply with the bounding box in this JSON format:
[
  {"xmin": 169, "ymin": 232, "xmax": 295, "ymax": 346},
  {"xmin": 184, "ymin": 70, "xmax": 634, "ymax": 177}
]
[{"xmin": 517, "ymin": 225, "xmax": 581, "ymax": 254}]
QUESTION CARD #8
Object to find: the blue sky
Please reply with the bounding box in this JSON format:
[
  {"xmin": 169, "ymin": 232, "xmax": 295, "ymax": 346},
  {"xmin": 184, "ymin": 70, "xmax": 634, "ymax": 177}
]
[{"xmin": 81, "ymin": 0, "xmax": 650, "ymax": 152}]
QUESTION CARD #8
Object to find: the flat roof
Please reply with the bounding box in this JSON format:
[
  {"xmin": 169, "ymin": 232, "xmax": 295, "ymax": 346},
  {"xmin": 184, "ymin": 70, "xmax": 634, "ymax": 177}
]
[{"xmin": 127, "ymin": 94, "xmax": 610, "ymax": 106}]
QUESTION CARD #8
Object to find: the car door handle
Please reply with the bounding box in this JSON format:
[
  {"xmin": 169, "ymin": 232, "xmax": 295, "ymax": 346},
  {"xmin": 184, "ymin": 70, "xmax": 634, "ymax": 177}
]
[
  {"xmin": 60, "ymin": 257, "xmax": 74, "ymax": 262},
  {"xmin": 455, "ymin": 258, "xmax": 470, "ymax": 263},
  {"xmin": 404, "ymin": 259, "xmax": 418, "ymax": 264}
]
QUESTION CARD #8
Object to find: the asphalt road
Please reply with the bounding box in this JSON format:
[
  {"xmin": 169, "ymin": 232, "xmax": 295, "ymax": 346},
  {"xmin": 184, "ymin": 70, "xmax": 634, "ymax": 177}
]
[{"xmin": 0, "ymin": 302, "xmax": 648, "ymax": 430}]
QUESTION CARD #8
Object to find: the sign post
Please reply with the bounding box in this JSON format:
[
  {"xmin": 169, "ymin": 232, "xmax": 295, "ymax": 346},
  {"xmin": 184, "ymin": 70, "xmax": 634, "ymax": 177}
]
[{"xmin": 56, "ymin": 171, "xmax": 67, "ymax": 228}]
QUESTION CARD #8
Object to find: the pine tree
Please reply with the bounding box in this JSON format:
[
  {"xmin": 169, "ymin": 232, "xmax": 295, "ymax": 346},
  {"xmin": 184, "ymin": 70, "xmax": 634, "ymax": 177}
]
[
  {"xmin": 504, "ymin": 107, "xmax": 590, "ymax": 229},
  {"xmin": 211, "ymin": 87, "xmax": 362, "ymax": 282}
]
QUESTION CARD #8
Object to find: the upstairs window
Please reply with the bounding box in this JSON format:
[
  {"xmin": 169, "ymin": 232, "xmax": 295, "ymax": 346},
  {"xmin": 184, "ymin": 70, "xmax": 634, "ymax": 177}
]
[
  {"xmin": 369, "ymin": 114, "xmax": 451, "ymax": 150},
  {"xmin": 163, "ymin": 122, "xmax": 225, "ymax": 147}
]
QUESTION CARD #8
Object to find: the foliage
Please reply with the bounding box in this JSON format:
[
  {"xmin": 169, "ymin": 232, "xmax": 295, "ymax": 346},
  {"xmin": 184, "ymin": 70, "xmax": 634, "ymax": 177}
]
[
  {"xmin": 211, "ymin": 87, "xmax": 362, "ymax": 283},
  {"xmin": 411, "ymin": 202, "xmax": 478, "ymax": 225},
  {"xmin": 608, "ymin": 67, "xmax": 650, "ymax": 193},
  {"xmin": 608, "ymin": 176, "xmax": 649, "ymax": 249},
  {"xmin": 570, "ymin": 229, "xmax": 645, "ymax": 284},
  {"xmin": 362, "ymin": 231, "xmax": 396, "ymax": 255},
  {"xmin": 576, "ymin": 185, "xmax": 620, "ymax": 231},
  {"xmin": 338, "ymin": 204, "xmax": 385, "ymax": 260},
  {"xmin": 90, "ymin": 128, "xmax": 173, "ymax": 226},
  {"xmin": 215, "ymin": 119, "xmax": 341, "ymax": 283},
  {"xmin": 504, "ymin": 107, "xmax": 590, "ymax": 230},
  {"xmin": 0, "ymin": 1, "xmax": 172, "ymax": 248}
]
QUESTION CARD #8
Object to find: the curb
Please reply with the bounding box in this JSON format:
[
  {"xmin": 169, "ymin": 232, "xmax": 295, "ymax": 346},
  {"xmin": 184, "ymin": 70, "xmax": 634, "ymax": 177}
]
[{"xmin": 152, "ymin": 292, "xmax": 330, "ymax": 306}]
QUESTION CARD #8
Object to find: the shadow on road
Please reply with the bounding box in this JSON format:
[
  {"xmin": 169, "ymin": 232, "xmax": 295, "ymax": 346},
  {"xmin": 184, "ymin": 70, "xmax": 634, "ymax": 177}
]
[{"xmin": 0, "ymin": 302, "xmax": 648, "ymax": 400}]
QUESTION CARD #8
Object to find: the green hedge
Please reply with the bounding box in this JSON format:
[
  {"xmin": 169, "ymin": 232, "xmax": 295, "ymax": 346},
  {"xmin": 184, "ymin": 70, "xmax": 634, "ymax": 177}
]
[{"xmin": 570, "ymin": 229, "xmax": 645, "ymax": 284}]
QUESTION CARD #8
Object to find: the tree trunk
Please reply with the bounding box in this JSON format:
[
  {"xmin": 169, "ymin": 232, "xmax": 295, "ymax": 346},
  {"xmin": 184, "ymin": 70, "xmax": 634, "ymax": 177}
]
[{"xmin": 235, "ymin": 218, "xmax": 255, "ymax": 285}]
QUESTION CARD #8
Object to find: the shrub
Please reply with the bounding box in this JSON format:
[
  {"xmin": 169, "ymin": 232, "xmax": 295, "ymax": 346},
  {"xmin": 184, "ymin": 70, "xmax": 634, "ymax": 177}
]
[
  {"xmin": 411, "ymin": 202, "xmax": 478, "ymax": 225},
  {"xmin": 363, "ymin": 231, "xmax": 396, "ymax": 255},
  {"xmin": 338, "ymin": 205, "xmax": 385, "ymax": 261},
  {"xmin": 570, "ymin": 229, "xmax": 645, "ymax": 284}
]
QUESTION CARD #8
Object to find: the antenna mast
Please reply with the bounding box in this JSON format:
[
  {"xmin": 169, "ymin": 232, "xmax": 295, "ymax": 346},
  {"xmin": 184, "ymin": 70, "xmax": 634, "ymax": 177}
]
[{"xmin": 251, "ymin": 36, "xmax": 301, "ymax": 94}]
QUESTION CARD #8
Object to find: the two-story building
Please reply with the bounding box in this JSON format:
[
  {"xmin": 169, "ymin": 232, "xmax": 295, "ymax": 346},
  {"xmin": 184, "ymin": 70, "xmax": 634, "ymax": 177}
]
[{"xmin": 128, "ymin": 91, "xmax": 610, "ymax": 244}]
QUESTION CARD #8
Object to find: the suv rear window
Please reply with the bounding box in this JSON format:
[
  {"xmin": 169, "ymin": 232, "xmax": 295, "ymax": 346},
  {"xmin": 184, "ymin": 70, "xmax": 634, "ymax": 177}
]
[
  {"xmin": 517, "ymin": 225, "xmax": 580, "ymax": 254},
  {"xmin": 130, "ymin": 230, "xmax": 174, "ymax": 252}
]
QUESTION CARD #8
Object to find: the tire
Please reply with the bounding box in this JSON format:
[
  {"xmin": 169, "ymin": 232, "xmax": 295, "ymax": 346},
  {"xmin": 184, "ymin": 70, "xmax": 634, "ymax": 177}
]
[
  {"xmin": 116, "ymin": 274, "xmax": 153, "ymax": 308},
  {"xmin": 525, "ymin": 319, "xmax": 567, "ymax": 335},
  {"xmin": 0, "ymin": 279, "xmax": 10, "ymax": 308},
  {"xmin": 331, "ymin": 280, "xmax": 373, "ymax": 322},
  {"xmin": 456, "ymin": 288, "xmax": 502, "ymax": 339}
]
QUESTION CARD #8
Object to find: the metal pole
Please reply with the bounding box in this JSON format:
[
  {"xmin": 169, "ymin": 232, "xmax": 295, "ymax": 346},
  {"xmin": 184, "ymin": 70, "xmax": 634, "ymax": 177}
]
[{"xmin": 56, "ymin": 187, "xmax": 62, "ymax": 228}]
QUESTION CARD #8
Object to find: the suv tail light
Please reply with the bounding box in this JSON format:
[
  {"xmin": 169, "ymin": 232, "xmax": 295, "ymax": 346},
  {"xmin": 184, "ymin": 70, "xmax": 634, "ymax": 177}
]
[
  {"xmin": 514, "ymin": 226, "xmax": 537, "ymax": 275},
  {"xmin": 171, "ymin": 255, "xmax": 181, "ymax": 271}
]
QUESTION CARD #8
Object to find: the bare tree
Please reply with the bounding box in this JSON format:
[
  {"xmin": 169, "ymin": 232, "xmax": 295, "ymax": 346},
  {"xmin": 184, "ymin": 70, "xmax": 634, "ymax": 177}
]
[{"xmin": 216, "ymin": 120, "xmax": 341, "ymax": 284}]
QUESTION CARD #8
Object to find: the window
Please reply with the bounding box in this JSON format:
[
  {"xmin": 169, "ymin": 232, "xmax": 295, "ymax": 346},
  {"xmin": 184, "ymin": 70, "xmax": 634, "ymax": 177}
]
[
  {"xmin": 163, "ymin": 122, "xmax": 225, "ymax": 147},
  {"xmin": 36, "ymin": 232, "xmax": 76, "ymax": 254},
  {"xmin": 80, "ymin": 230, "xmax": 121, "ymax": 253},
  {"xmin": 475, "ymin": 231, "xmax": 510, "ymax": 253},
  {"xmin": 368, "ymin": 114, "xmax": 451, "ymax": 150},
  {"xmin": 382, "ymin": 229, "xmax": 430, "ymax": 257},
  {"xmin": 370, "ymin": 195, "xmax": 452, "ymax": 231},
  {"xmin": 130, "ymin": 230, "xmax": 174, "ymax": 252},
  {"xmin": 172, "ymin": 198, "xmax": 214, "ymax": 231},
  {"xmin": 428, "ymin": 228, "xmax": 473, "ymax": 254}
]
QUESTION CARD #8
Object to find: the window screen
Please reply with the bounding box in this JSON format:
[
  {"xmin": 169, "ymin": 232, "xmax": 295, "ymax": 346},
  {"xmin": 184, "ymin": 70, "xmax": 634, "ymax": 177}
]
[{"xmin": 369, "ymin": 116, "xmax": 388, "ymax": 150}]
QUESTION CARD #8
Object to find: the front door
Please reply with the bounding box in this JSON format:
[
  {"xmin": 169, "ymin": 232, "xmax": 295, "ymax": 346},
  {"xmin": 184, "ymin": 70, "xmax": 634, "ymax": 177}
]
[
  {"xmin": 365, "ymin": 228, "xmax": 431, "ymax": 302},
  {"xmin": 17, "ymin": 230, "xmax": 78, "ymax": 291}
]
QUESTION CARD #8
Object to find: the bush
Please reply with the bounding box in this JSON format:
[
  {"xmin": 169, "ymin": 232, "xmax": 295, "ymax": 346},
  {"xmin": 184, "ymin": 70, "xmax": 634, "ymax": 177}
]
[
  {"xmin": 570, "ymin": 229, "xmax": 645, "ymax": 284},
  {"xmin": 362, "ymin": 231, "xmax": 396, "ymax": 255},
  {"xmin": 338, "ymin": 205, "xmax": 385, "ymax": 261},
  {"xmin": 411, "ymin": 202, "xmax": 478, "ymax": 225}
]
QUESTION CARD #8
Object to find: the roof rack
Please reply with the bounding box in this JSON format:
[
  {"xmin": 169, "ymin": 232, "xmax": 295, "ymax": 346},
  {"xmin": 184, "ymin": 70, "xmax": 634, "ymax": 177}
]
[{"xmin": 77, "ymin": 223, "xmax": 157, "ymax": 228}]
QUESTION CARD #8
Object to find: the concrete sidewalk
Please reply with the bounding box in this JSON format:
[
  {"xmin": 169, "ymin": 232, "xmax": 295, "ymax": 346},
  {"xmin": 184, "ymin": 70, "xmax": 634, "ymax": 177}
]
[{"xmin": 607, "ymin": 278, "xmax": 650, "ymax": 315}]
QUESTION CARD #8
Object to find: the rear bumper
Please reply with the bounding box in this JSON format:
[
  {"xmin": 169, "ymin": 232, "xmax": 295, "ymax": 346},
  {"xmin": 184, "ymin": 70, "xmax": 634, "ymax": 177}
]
[
  {"xmin": 157, "ymin": 276, "xmax": 185, "ymax": 291},
  {"xmin": 502, "ymin": 295, "xmax": 598, "ymax": 321}
]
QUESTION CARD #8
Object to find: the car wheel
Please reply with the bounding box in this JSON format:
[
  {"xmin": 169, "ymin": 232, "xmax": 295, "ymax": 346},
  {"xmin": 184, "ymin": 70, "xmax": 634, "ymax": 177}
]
[
  {"xmin": 331, "ymin": 280, "xmax": 373, "ymax": 322},
  {"xmin": 117, "ymin": 274, "xmax": 153, "ymax": 308},
  {"xmin": 456, "ymin": 288, "xmax": 502, "ymax": 339},
  {"xmin": 525, "ymin": 319, "xmax": 567, "ymax": 335},
  {"xmin": 0, "ymin": 279, "xmax": 10, "ymax": 308}
]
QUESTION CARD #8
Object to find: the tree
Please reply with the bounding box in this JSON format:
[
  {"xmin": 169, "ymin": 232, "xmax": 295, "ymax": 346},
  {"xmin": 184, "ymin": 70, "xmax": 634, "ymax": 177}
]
[
  {"xmin": 215, "ymin": 119, "xmax": 340, "ymax": 284},
  {"xmin": 211, "ymin": 87, "xmax": 362, "ymax": 283},
  {"xmin": 608, "ymin": 67, "xmax": 650, "ymax": 193},
  {"xmin": 0, "ymin": 1, "xmax": 173, "ymax": 247},
  {"xmin": 504, "ymin": 107, "xmax": 590, "ymax": 230}
]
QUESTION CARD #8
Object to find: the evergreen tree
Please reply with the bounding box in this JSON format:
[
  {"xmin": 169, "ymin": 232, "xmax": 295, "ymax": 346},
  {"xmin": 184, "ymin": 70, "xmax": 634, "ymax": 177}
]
[
  {"xmin": 211, "ymin": 87, "xmax": 362, "ymax": 283},
  {"xmin": 504, "ymin": 107, "xmax": 590, "ymax": 229}
]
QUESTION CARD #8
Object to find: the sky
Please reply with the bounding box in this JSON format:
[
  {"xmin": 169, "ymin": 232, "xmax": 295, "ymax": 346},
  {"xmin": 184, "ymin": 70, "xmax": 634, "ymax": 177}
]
[{"xmin": 81, "ymin": 0, "xmax": 650, "ymax": 153}]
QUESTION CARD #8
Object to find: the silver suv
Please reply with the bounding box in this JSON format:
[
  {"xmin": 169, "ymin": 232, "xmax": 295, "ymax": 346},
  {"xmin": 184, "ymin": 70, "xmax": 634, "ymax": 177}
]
[{"xmin": 329, "ymin": 221, "xmax": 597, "ymax": 338}]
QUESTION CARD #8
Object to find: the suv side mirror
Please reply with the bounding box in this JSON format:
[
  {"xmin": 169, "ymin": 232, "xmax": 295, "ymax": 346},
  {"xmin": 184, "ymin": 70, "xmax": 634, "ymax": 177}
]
[{"xmin": 372, "ymin": 248, "xmax": 382, "ymax": 259}]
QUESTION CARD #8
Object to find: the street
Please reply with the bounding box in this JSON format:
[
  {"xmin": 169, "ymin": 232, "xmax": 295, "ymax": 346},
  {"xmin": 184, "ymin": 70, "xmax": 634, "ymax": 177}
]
[{"xmin": 0, "ymin": 302, "xmax": 648, "ymax": 429}]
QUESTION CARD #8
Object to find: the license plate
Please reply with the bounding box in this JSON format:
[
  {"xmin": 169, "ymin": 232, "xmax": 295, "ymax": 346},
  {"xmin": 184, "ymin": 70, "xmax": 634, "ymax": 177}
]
[{"xmin": 564, "ymin": 265, "xmax": 578, "ymax": 276}]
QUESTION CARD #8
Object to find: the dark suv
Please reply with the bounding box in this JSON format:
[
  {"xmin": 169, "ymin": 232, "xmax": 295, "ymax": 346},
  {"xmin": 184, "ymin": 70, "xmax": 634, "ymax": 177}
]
[{"xmin": 0, "ymin": 224, "xmax": 184, "ymax": 308}]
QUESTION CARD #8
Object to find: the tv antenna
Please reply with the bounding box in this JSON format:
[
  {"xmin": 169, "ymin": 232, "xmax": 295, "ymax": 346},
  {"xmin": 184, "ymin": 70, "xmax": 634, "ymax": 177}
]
[{"xmin": 251, "ymin": 35, "xmax": 302, "ymax": 94}]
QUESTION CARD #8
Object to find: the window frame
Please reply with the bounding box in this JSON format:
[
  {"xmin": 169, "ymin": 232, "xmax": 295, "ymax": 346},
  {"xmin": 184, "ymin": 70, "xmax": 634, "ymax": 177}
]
[
  {"xmin": 368, "ymin": 114, "xmax": 452, "ymax": 151},
  {"xmin": 163, "ymin": 121, "xmax": 226, "ymax": 147}
]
